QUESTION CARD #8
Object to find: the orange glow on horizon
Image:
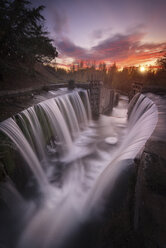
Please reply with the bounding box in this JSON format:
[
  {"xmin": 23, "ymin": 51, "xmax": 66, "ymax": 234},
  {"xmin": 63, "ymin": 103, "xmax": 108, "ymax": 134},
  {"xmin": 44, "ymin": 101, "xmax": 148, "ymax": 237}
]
[
  {"xmin": 140, "ymin": 66, "xmax": 146, "ymax": 72},
  {"xmin": 53, "ymin": 50, "xmax": 165, "ymax": 71},
  {"xmin": 54, "ymin": 61, "xmax": 161, "ymax": 72}
]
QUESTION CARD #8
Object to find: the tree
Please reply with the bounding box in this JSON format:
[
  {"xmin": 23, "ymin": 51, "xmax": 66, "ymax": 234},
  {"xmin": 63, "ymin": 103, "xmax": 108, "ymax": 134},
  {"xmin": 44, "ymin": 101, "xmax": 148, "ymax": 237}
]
[
  {"xmin": 99, "ymin": 62, "xmax": 107, "ymax": 73},
  {"xmin": 70, "ymin": 64, "xmax": 75, "ymax": 73},
  {"xmin": 108, "ymin": 63, "xmax": 117, "ymax": 84},
  {"xmin": 157, "ymin": 54, "xmax": 166, "ymax": 71},
  {"xmin": 0, "ymin": 0, "xmax": 58, "ymax": 66}
]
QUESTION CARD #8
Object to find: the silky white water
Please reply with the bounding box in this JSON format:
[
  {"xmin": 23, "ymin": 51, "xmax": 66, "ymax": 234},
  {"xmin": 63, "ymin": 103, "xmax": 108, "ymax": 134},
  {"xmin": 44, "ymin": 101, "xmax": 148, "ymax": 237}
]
[{"xmin": 0, "ymin": 91, "xmax": 158, "ymax": 248}]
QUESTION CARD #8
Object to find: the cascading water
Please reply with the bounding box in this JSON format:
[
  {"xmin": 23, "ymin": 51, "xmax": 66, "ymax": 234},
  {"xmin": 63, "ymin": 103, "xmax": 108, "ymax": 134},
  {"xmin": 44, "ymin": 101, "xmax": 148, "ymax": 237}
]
[{"xmin": 0, "ymin": 90, "xmax": 158, "ymax": 248}]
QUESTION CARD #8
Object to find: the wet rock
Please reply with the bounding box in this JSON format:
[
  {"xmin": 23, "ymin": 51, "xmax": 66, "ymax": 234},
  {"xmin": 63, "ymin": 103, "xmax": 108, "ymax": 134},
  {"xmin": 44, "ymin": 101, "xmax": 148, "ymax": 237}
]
[
  {"xmin": 68, "ymin": 80, "xmax": 75, "ymax": 90},
  {"xmin": 135, "ymin": 140, "xmax": 166, "ymax": 248},
  {"xmin": 143, "ymin": 151, "xmax": 166, "ymax": 195}
]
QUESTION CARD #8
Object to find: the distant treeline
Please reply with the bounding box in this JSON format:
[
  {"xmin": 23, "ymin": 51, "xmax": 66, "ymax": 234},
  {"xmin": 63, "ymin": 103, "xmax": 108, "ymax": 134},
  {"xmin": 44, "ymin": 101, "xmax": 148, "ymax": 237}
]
[
  {"xmin": 54, "ymin": 57, "xmax": 166, "ymax": 92},
  {"xmin": 0, "ymin": 0, "xmax": 57, "ymax": 80}
]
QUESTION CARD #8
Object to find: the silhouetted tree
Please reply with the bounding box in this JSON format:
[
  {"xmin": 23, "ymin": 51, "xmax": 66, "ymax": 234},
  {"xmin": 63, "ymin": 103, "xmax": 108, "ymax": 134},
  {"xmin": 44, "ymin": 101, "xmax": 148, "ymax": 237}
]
[
  {"xmin": 0, "ymin": 0, "xmax": 57, "ymax": 66},
  {"xmin": 99, "ymin": 62, "xmax": 106, "ymax": 72},
  {"xmin": 157, "ymin": 54, "xmax": 166, "ymax": 71},
  {"xmin": 70, "ymin": 64, "xmax": 76, "ymax": 73}
]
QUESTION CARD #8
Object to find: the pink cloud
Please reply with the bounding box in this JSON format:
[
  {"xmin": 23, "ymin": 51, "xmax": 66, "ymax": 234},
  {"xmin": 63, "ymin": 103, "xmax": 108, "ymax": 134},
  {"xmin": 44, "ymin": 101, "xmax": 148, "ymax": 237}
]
[{"xmin": 55, "ymin": 31, "xmax": 166, "ymax": 66}]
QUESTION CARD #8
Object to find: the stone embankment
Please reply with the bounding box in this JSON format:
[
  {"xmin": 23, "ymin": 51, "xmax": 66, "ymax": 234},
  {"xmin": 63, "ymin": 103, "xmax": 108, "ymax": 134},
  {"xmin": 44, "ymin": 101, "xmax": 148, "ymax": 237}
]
[
  {"xmin": 0, "ymin": 84, "xmax": 68, "ymax": 121},
  {"xmin": 0, "ymin": 81, "xmax": 114, "ymax": 121},
  {"xmin": 0, "ymin": 82, "xmax": 92, "ymax": 121}
]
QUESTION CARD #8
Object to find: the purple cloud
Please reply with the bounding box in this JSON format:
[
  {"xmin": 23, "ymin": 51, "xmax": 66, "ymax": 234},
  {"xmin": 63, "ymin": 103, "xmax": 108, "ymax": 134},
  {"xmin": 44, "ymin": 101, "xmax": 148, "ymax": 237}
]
[
  {"xmin": 55, "ymin": 31, "xmax": 166, "ymax": 65},
  {"xmin": 56, "ymin": 37, "xmax": 89, "ymax": 59},
  {"xmin": 91, "ymin": 32, "xmax": 145, "ymax": 60}
]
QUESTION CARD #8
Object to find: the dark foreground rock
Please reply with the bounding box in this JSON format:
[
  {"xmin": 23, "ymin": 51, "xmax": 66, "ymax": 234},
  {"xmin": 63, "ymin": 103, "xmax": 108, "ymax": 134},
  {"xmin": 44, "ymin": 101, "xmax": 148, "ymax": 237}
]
[{"xmin": 134, "ymin": 140, "xmax": 166, "ymax": 248}]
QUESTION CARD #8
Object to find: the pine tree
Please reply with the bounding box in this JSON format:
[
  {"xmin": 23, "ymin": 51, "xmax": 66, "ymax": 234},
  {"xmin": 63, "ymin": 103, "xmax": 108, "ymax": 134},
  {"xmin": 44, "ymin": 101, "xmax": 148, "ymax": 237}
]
[{"xmin": 0, "ymin": 0, "xmax": 57, "ymax": 66}]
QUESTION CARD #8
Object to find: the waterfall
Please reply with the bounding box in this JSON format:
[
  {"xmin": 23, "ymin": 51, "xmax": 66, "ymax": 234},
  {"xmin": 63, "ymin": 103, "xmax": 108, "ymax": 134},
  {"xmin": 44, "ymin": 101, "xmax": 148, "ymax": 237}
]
[
  {"xmin": 86, "ymin": 94, "xmax": 158, "ymax": 211},
  {"xmin": 0, "ymin": 118, "xmax": 49, "ymax": 187},
  {"xmin": 0, "ymin": 91, "xmax": 158, "ymax": 248}
]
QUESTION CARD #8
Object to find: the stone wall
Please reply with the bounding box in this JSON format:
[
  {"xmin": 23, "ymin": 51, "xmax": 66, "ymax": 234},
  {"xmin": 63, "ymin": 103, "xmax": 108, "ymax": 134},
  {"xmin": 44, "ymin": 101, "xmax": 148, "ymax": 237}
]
[{"xmin": 88, "ymin": 81, "xmax": 114, "ymax": 116}]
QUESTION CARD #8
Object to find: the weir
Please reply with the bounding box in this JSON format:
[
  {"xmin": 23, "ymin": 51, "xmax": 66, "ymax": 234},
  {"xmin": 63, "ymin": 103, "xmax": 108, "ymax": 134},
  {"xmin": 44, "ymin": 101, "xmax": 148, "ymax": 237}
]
[
  {"xmin": 0, "ymin": 81, "xmax": 114, "ymax": 120},
  {"xmin": 0, "ymin": 89, "xmax": 158, "ymax": 248}
]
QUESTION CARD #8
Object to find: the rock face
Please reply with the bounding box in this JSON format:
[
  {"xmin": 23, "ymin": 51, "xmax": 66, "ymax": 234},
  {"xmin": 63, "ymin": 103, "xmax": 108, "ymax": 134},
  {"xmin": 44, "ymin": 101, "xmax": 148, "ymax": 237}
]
[{"xmin": 134, "ymin": 140, "xmax": 166, "ymax": 248}]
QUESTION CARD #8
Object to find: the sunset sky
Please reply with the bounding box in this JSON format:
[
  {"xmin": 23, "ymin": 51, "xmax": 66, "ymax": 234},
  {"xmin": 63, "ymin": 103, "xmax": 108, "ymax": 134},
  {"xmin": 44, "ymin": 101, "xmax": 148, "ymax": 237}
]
[{"xmin": 34, "ymin": 0, "xmax": 166, "ymax": 68}]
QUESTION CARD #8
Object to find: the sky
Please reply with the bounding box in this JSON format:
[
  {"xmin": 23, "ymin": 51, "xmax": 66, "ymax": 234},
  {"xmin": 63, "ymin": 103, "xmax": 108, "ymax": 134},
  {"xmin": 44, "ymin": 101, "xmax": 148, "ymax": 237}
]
[{"xmin": 33, "ymin": 0, "xmax": 166, "ymax": 68}]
